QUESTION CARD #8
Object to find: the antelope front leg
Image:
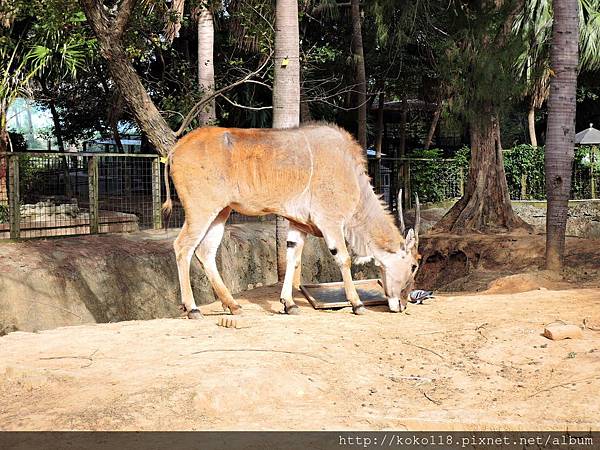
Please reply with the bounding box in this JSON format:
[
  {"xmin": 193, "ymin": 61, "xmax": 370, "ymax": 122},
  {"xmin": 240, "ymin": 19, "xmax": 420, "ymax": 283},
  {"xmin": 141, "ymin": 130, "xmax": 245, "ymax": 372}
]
[
  {"xmin": 279, "ymin": 227, "xmax": 306, "ymax": 315},
  {"xmin": 292, "ymin": 236, "xmax": 305, "ymax": 290},
  {"xmin": 323, "ymin": 228, "xmax": 366, "ymax": 315}
]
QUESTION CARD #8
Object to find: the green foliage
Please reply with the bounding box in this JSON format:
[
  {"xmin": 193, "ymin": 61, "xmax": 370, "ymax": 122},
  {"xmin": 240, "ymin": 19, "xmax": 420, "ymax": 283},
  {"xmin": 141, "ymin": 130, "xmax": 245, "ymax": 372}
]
[
  {"xmin": 8, "ymin": 131, "xmax": 27, "ymax": 152},
  {"xmin": 0, "ymin": 202, "xmax": 8, "ymax": 223},
  {"xmin": 415, "ymin": 144, "xmax": 600, "ymax": 201},
  {"xmin": 18, "ymin": 154, "xmax": 46, "ymax": 196},
  {"xmin": 503, "ymin": 144, "xmax": 546, "ymax": 199},
  {"xmin": 407, "ymin": 148, "xmax": 465, "ymax": 204}
]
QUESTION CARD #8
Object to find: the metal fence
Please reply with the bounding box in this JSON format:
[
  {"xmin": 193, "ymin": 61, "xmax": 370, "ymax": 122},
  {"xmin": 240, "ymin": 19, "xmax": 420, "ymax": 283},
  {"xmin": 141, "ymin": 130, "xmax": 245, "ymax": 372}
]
[
  {"xmin": 368, "ymin": 157, "xmax": 465, "ymax": 212},
  {"xmin": 0, "ymin": 151, "xmax": 267, "ymax": 240},
  {"xmin": 2, "ymin": 150, "xmax": 598, "ymax": 240},
  {"xmin": 0, "ymin": 152, "xmax": 162, "ymax": 239},
  {"xmin": 368, "ymin": 155, "xmax": 599, "ymax": 213}
]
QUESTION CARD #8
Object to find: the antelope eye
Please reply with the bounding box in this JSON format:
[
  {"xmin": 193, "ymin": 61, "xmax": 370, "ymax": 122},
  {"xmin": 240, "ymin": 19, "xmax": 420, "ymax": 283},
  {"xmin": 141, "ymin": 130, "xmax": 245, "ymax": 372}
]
[{"xmin": 411, "ymin": 264, "xmax": 418, "ymax": 273}]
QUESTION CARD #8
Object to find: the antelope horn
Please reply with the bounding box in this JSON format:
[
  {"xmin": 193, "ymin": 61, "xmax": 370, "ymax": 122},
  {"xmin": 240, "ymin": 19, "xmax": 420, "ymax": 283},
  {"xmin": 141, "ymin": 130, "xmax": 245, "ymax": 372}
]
[
  {"xmin": 398, "ymin": 189, "xmax": 405, "ymax": 236},
  {"xmin": 414, "ymin": 193, "xmax": 421, "ymax": 243}
]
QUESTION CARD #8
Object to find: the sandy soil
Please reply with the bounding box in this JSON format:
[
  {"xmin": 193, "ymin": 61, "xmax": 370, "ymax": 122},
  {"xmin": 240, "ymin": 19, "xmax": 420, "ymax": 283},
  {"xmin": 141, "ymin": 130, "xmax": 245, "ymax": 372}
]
[{"xmin": 1, "ymin": 278, "xmax": 599, "ymax": 431}]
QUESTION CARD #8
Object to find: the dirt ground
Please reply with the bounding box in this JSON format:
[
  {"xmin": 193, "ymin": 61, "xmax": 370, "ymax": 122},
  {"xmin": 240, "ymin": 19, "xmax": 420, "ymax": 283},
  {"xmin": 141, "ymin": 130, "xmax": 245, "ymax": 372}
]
[{"xmin": 1, "ymin": 277, "xmax": 599, "ymax": 431}]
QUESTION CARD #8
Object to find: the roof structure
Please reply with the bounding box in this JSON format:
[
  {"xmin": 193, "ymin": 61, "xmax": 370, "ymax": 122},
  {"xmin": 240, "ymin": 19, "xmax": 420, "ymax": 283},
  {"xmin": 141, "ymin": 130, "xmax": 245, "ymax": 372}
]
[
  {"xmin": 575, "ymin": 123, "xmax": 600, "ymax": 145},
  {"xmin": 370, "ymin": 99, "xmax": 438, "ymax": 113}
]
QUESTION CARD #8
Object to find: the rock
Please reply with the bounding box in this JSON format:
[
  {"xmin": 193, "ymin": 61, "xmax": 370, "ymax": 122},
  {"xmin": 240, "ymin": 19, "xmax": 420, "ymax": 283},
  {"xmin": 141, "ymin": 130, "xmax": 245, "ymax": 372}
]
[{"xmin": 543, "ymin": 323, "xmax": 583, "ymax": 340}]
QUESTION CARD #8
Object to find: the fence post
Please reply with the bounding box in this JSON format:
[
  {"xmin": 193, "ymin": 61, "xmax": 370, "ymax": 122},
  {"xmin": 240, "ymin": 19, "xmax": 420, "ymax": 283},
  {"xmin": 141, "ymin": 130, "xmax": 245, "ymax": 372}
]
[
  {"xmin": 8, "ymin": 155, "xmax": 20, "ymax": 239},
  {"xmin": 152, "ymin": 157, "xmax": 162, "ymax": 229},
  {"xmin": 591, "ymin": 147, "xmax": 596, "ymax": 199},
  {"xmin": 88, "ymin": 155, "xmax": 99, "ymax": 234},
  {"xmin": 520, "ymin": 174, "xmax": 528, "ymax": 200},
  {"xmin": 459, "ymin": 166, "xmax": 465, "ymax": 197},
  {"xmin": 404, "ymin": 160, "xmax": 412, "ymax": 209}
]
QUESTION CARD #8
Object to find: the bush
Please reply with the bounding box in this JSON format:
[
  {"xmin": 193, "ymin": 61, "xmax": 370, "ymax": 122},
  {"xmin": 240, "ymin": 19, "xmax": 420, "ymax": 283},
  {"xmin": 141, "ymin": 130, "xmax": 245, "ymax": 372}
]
[
  {"xmin": 503, "ymin": 145, "xmax": 545, "ymax": 200},
  {"xmin": 407, "ymin": 148, "xmax": 465, "ymax": 203},
  {"xmin": 0, "ymin": 204, "xmax": 7, "ymax": 223},
  {"xmin": 418, "ymin": 144, "xmax": 598, "ymax": 201}
]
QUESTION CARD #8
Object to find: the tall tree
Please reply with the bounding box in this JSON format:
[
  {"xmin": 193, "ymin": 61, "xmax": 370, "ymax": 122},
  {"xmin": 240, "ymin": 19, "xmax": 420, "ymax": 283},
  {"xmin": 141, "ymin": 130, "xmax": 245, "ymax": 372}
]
[
  {"xmin": 272, "ymin": 0, "xmax": 300, "ymax": 281},
  {"xmin": 434, "ymin": 0, "xmax": 530, "ymax": 233},
  {"xmin": 350, "ymin": 0, "xmax": 367, "ymax": 149},
  {"xmin": 79, "ymin": 0, "xmax": 177, "ymax": 156},
  {"xmin": 514, "ymin": 0, "xmax": 600, "ymax": 147},
  {"xmin": 545, "ymin": 0, "xmax": 579, "ymax": 269},
  {"xmin": 196, "ymin": 4, "xmax": 216, "ymax": 125}
]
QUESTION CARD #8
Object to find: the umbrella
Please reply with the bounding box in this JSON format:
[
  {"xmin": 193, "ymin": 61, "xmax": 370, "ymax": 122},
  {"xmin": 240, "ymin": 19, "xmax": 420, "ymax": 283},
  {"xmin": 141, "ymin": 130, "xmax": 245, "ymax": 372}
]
[{"xmin": 575, "ymin": 123, "xmax": 600, "ymax": 145}]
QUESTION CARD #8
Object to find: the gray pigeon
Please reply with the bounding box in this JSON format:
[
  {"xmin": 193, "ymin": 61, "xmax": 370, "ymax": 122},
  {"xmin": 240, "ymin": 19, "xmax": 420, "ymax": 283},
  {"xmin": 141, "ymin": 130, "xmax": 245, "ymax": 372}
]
[{"xmin": 409, "ymin": 290, "xmax": 434, "ymax": 304}]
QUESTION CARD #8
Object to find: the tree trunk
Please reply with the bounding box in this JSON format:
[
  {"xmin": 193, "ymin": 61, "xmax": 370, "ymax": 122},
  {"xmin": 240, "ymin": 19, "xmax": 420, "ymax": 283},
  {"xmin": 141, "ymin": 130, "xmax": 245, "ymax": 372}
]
[
  {"xmin": 48, "ymin": 101, "xmax": 74, "ymax": 198},
  {"xmin": 399, "ymin": 98, "xmax": 407, "ymax": 157},
  {"xmin": 101, "ymin": 45, "xmax": 175, "ymax": 156},
  {"xmin": 545, "ymin": 0, "xmax": 579, "ymax": 270},
  {"xmin": 108, "ymin": 90, "xmax": 125, "ymax": 153},
  {"xmin": 527, "ymin": 104, "xmax": 538, "ymax": 147},
  {"xmin": 434, "ymin": 110, "xmax": 530, "ymax": 233},
  {"xmin": 273, "ymin": 0, "xmax": 300, "ymax": 282},
  {"xmin": 197, "ymin": 7, "xmax": 216, "ymax": 125},
  {"xmin": 300, "ymin": 85, "xmax": 312, "ymax": 123},
  {"xmin": 0, "ymin": 111, "xmax": 8, "ymax": 203},
  {"xmin": 350, "ymin": 0, "xmax": 367, "ymax": 150},
  {"xmin": 79, "ymin": 0, "xmax": 176, "ymax": 156},
  {"xmin": 424, "ymin": 101, "xmax": 442, "ymax": 150},
  {"xmin": 374, "ymin": 90, "xmax": 385, "ymax": 192}
]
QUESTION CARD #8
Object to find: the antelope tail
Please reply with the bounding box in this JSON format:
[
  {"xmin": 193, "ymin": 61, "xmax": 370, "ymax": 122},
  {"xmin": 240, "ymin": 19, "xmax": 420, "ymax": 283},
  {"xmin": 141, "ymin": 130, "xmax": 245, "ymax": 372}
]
[{"xmin": 162, "ymin": 155, "xmax": 173, "ymax": 227}]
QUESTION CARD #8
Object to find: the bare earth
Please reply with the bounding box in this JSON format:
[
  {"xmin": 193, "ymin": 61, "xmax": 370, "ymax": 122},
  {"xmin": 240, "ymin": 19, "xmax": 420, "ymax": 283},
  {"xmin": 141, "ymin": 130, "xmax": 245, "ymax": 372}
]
[{"xmin": 1, "ymin": 279, "xmax": 599, "ymax": 431}]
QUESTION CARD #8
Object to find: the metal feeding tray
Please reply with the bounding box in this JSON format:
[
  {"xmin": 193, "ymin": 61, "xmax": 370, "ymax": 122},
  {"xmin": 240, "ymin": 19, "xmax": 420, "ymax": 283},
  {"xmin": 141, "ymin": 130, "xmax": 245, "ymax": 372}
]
[{"xmin": 299, "ymin": 279, "xmax": 387, "ymax": 310}]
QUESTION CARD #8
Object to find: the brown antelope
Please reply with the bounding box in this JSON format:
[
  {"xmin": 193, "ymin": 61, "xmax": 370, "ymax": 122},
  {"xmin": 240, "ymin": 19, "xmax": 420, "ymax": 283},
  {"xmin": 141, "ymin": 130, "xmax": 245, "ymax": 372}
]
[{"xmin": 163, "ymin": 123, "xmax": 421, "ymax": 318}]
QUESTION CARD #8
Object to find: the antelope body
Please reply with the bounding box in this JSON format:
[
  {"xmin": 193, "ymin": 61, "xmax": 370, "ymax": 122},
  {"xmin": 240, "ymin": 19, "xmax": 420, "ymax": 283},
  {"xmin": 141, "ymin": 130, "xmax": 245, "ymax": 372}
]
[{"xmin": 164, "ymin": 123, "xmax": 420, "ymax": 317}]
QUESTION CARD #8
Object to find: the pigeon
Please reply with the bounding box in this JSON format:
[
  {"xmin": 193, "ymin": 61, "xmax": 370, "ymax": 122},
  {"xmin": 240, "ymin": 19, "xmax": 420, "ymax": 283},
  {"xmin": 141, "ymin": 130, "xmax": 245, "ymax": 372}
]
[{"xmin": 409, "ymin": 289, "xmax": 434, "ymax": 304}]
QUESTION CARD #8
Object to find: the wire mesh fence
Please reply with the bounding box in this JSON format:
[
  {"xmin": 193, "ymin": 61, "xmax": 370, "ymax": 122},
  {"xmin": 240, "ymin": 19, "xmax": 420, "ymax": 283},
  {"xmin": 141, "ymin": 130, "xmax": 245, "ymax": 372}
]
[
  {"xmin": 0, "ymin": 152, "xmax": 161, "ymax": 239},
  {"xmin": 368, "ymin": 157, "xmax": 465, "ymax": 213},
  {"xmin": 2, "ymin": 150, "xmax": 598, "ymax": 240},
  {"xmin": 0, "ymin": 151, "xmax": 270, "ymax": 240},
  {"xmin": 368, "ymin": 153, "xmax": 598, "ymax": 213}
]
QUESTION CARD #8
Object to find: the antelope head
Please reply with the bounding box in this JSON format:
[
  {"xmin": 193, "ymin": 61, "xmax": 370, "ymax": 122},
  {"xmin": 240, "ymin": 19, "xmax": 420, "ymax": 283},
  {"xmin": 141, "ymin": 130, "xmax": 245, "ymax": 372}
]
[{"xmin": 379, "ymin": 190, "xmax": 421, "ymax": 313}]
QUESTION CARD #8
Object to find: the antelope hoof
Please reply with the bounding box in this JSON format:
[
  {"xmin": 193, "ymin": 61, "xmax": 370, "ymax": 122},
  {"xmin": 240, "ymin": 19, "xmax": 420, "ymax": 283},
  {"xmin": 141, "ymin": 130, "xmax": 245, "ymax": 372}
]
[
  {"xmin": 352, "ymin": 305, "xmax": 367, "ymax": 315},
  {"xmin": 228, "ymin": 304, "xmax": 243, "ymax": 315},
  {"xmin": 187, "ymin": 309, "xmax": 203, "ymax": 319},
  {"xmin": 284, "ymin": 304, "xmax": 301, "ymax": 315}
]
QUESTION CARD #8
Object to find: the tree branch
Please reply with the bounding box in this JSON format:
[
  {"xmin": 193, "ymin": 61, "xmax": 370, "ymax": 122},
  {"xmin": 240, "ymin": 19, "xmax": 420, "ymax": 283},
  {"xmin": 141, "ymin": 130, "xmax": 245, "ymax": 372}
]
[
  {"xmin": 79, "ymin": 0, "xmax": 110, "ymax": 33},
  {"xmin": 175, "ymin": 54, "xmax": 273, "ymax": 136},
  {"xmin": 113, "ymin": 0, "xmax": 139, "ymax": 40},
  {"xmin": 218, "ymin": 94, "xmax": 272, "ymax": 111}
]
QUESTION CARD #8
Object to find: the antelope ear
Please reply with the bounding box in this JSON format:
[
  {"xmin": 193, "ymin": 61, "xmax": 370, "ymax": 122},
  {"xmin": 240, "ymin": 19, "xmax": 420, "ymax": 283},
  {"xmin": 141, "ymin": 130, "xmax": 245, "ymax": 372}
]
[{"xmin": 404, "ymin": 229, "xmax": 416, "ymax": 252}]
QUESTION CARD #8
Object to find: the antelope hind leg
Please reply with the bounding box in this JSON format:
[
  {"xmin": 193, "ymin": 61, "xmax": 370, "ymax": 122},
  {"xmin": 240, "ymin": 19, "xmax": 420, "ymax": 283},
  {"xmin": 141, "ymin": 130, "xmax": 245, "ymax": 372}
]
[
  {"xmin": 174, "ymin": 217, "xmax": 219, "ymax": 319},
  {"xmin": 195, "ymin": 208, "xmax": 242, "ymax": 315}
]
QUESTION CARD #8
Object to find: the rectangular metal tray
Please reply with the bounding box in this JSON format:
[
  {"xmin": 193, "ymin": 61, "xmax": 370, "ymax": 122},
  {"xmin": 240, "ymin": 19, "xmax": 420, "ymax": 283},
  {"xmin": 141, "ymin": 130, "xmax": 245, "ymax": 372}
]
[{"xmin": 299, "ymin": 279, "xmax": 387, "ymax": 309}]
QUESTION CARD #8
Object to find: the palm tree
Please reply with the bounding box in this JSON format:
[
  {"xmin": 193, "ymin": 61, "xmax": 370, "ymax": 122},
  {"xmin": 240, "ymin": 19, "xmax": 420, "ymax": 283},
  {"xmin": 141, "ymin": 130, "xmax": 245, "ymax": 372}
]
[
  {"xmin": 196, "ymin": 5, "xmax": 216, "ymax": 125},
  {"xmin": 273, "ymin": 0, "xmax": 300, "ymax": 281},
  {"xmin": 514, "ymin": 0, "xmax": 600, "ymax": 146},
  {"xmin": 351, "ymin": 0, "xmax": 367, "ymax": 150},
  {"xmin": 545, "ymin": 0, "xmax": 579, "ymax": 270}
]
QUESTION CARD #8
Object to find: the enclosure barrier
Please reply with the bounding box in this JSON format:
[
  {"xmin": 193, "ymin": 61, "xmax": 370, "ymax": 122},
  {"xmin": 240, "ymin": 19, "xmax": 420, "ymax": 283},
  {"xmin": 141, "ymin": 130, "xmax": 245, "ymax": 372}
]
[
  {"xmin": 0, "ymin": 151, "xmax": 272, "ymax": 240},
  {"xmin": 1, "ymin": 150, "xmax": 598, "ymax": 240},
  {"xmin": 0, "ymin": 152, "xmax": 165, "ymax": 240},
  {"xmin": 368, "ymin": 153, "xmax": 599, "ymax": 214}
]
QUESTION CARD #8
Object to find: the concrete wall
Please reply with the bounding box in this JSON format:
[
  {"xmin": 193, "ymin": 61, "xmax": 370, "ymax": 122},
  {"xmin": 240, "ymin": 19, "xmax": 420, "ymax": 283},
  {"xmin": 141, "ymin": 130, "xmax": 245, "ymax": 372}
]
[{"xmin": 0, "ymin": 223, "xmax": 377, "ymax": 334}]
